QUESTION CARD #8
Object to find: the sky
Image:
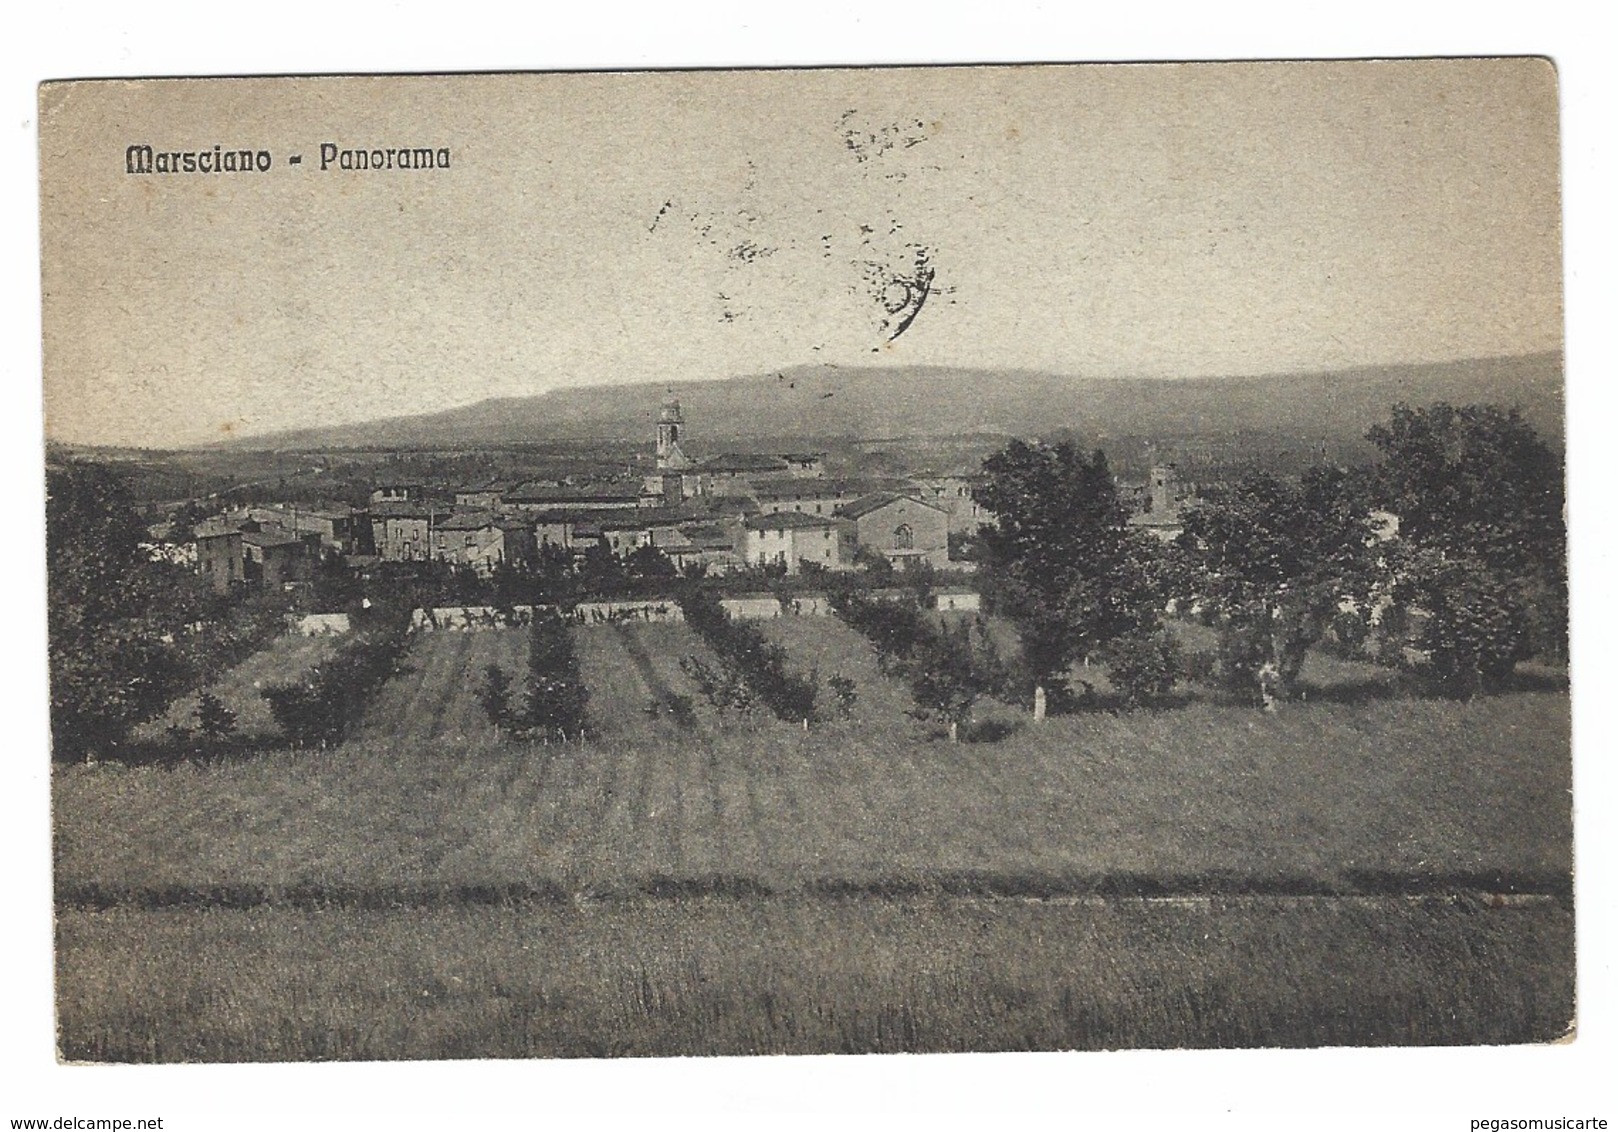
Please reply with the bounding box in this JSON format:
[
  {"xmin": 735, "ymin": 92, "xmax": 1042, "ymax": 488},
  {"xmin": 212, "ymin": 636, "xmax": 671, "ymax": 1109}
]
[{"xmin": 39, "ymin": 59, "xmax": 1563, "ymax": 448}]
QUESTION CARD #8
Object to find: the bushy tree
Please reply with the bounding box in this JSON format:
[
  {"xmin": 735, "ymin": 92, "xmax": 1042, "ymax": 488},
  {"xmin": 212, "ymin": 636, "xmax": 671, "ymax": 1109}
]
[
  {"xmin": 1176, "ymin": 466, "xmax": 1375, "ymax": 702},
  {"xmin": 261, "ymin": 612, "xmax": 411, "ymax": 748},
  {"xmin": 907, "ymin": 620, "xmax": 996, "ymax": 741},
  {"xmin": 1368, "ymin": 403, "xmax": 1563, "ymax": 576},
  {"xmin": 976, "ymin": 441, "xmax": 1160, "ymax": 714},
  {"xmin": 523, "ymin": 608, "xmax": 589, "ymax": 741},
  {"xmin": 679, "ymin": 654, "xmax": 758, "ymax": 719},
  {"xmin": 1392, "ymin": 548, "xmax": 1532, "ymax": 697},
  {"xmin": 831, "ymin": 589, "xmax": 1008, "ymax": 740},
  {"xmin": 1106, "ymin": 628, "xmax": 1183, "ymax": 707},
  {"xmin": 1369, "ymin": 402, "xmax": 1567, "ymax": 664},
  {"xmin": 625, "ymin": 543, "xmax": 676, "ymax": 582},
  {"xmin": 195, "ymin": 691, "xmax": 237, "ymax": 742},
  {"xmin": 476, "ymin": 663, "xmax": 514, "ymax": 730},
  {"xmin": 828, "ymin": 587, "xmax": 932, "ymax": 675},
  {"xmin": 677, "ymin": 585, "xmax": 818, "ymax": 725},
  {"xmin": 827, "ymin": 674, "xmax": 858, "ymax": 720},
  {"xmin": 47, "ymin": 463, "xmax": 189, "ymax": 760}
]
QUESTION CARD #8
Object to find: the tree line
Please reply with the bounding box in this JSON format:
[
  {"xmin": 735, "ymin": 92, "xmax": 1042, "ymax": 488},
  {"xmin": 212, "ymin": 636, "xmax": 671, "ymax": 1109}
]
[
  {"xmin": 47, "ymin": 463, "xmax": 292, "ymax": 762},
  {"xmin": 975, "ymin": 401, "xmax": 1566, "ymax": 710},
  {"xmin": 260, "ymin": 601, "xmax": 413, "ymax": 748},
  {"xmin": 676, "ymin": 586, "xmax": 820, "ymax": 727}
]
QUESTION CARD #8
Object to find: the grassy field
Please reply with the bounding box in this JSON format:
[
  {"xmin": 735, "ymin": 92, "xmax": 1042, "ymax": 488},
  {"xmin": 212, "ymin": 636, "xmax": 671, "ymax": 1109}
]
[
  {"xmin": 57, "ymin": 895, "xmax": 1572, "ymax": 1061},
  {"xmin": 56, "ymin": 690, "xmax": 1571, "ymax": 898},
  {"xmin": 57, "ymin": 618, "xmax": 1575, "ymax": 1061},
  {"xmin": 133, "ymin": 634, "xmax": 340, "ymax": 744},
  {"xmin": 350, "ymin": 629, "xmax": 529, "ymax": 746}
]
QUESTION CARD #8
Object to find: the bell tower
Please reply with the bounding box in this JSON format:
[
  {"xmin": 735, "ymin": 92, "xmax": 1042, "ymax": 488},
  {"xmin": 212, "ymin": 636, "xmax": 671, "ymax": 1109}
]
[{"xmin": 656, "ymin": 395, "xmax": 690, "ymax": 471}]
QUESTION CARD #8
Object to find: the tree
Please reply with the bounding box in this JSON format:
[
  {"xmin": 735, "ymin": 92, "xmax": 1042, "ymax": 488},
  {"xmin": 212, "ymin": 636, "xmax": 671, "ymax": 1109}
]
[
  {"xmin": 261, "ymin": 612, "xmax": 411, "ymax": 749},
  {"xmin": 852, "ymin": 544, "xmax": 895, "ymax": 582},
  {"xmin": 827, "ymin": 674, "xmax": 858, "ymax": 720},
  {"xmin": 163, "ymin": 499, "xmax": 209, "ymax": 545},
  {"xmin": 1368, "ymin": 402, "xmax": 1567, "ymax": 663},
  {"xmin": 907, "ymin": 620, "xmax": 995, "ymax": 741},
  {"xmin": 1106, "ymin": 628, "xmax": 1183, "ymax": 707},
  {"xmin": 677, "ymin": 585, "xmax": 819, "ymax": 726},
  {"xmin": 523, "ymin": 608, "xmax": 589, "ymax": 741},
  {"xmin": 679, "ymin": 654, "xmax": 757, "ymax": 720},
  {"xmin": 476, "ymin": 664, "xmax": 514, "ymax": 731},
  {"xmin": 47, "ymin": 463, "xmax": 188, "ymax": 760},
  {"xmin": 625, "ymin": 543, "xmax": 676, "ymax": 582},
  {"xmin": 1176, "ymin": 466, "xmax": 1375, "ymax": 703},
  {"xmin": 195, "ymin": 691, "xmax": 237, "ymax": 743},
  {"xmin": 1368, "ymin": 403, "xmax": 1563, "ymax": 575},
  {"xmin": 976, "ymin": 441, "xmax": 1159, "ymax": 716},
  {"xmin": 576, "ymin": 542, "xmax": 629, "ymax": 598},
  {"xmin": 1392, "ymin": 549, "xmax": 1530, "ymax": 697}
]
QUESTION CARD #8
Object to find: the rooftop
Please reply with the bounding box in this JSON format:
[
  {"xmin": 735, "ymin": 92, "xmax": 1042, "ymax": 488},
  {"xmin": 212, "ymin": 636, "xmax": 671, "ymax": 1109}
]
[
  {"xmin": 504, "ymin": 482, "xmax": 644, "ymax": 504},
  {"xmin": 436, "ymin": 510, "xmax": 502, "ymax": 532},
  {"xmin": 745, "ymin": 512, "xmax": 845, "ymax": 532},
  {"xmin": 370, "ymin": 501, "xmax": 451, "ymax": 520},
  {"xmin": 598, "ymin": 507, "xmax": 699, "ymax": 531},
  {"xmin": 836, "ymin": 492, "xmax": 946, "ymax": 520},
  {"xmin": 698, "ymin": 453, "xmax": 791, "ymax": 475},
  {"xmin": 241, "ymin": 529, "xmax": 306, "ymax": 549},
  {"xmin": 676, "ymin": 522, "xmax": 738, "ymax": 550},
  {"xmin": 749, "ymin": 476, "xmax": 911, "ymax": 501}
]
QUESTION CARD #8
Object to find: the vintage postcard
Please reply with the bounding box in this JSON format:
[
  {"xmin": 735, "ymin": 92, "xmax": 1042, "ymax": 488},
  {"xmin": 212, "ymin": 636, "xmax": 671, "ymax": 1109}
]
[{"xmin": 40, "ymin": 61, "xmax": 1569, "ymax": 1062}]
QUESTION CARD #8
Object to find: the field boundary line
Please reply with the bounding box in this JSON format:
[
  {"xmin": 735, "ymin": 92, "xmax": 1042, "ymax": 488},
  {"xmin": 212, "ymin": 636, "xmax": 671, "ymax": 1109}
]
[{"xmin": 55, "ymin": 872, "xmax": 1573, "ymax": 912}]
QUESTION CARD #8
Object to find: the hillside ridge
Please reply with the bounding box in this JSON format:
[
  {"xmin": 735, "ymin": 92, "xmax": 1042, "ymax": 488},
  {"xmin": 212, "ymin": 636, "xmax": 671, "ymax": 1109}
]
[{"xmin": 231, "ymin": 352, "xmax": 1564, "ymax": 451}]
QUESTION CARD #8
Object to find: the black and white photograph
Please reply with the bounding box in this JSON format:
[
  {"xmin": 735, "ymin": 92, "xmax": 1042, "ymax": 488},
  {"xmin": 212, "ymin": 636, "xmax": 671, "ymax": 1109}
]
[{"xmin": 10, "ymin": 17, "xmax": 1614, "ymax": 1126}]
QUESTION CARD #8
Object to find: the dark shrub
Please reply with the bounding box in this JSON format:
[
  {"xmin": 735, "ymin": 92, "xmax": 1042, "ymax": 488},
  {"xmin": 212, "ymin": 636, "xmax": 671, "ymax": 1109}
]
[{"xmin": 1107, "ymin": 629, "xmax": 1183, "ymax": 707}]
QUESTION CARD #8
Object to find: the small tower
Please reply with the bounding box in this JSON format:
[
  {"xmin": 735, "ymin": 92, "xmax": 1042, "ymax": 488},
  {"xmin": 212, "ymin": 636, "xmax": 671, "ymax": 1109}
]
[
  {"xmin": 1149, "ymin": 462, "xmax": 1179, "ymax": 515},
  {"xmin": 655, "ymin": 395, "xmax": 691, "ymax": 472}
]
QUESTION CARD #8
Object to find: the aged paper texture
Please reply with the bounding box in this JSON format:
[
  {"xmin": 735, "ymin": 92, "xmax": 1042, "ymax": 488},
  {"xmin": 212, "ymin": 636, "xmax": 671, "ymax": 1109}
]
[{"xmin": 40, "ymin": 62, "xmax": 1570, "ymax": 1064}]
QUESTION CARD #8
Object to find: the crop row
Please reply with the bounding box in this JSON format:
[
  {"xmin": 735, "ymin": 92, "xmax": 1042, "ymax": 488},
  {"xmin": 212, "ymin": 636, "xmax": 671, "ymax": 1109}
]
[
  {"xmin": 676, "ymin": 587, "xmax": 820, "ymax": 725},
  {"xmin": 829, "ymin": 588, "xmax": 1011, "ymax": 739},
  {"xmin": 260, "ymin": 609, "xmax": 412, "ymax": 749},
  {"xmin": 476, "ymin": 608, "xmax": 589, "ymax": 742}
]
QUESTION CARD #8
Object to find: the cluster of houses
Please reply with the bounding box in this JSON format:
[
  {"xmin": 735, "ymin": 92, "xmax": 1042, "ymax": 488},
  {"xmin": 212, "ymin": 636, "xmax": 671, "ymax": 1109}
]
[{"xmin": 191, "ymin": 397, "xmax": 990, "ymax": 593}]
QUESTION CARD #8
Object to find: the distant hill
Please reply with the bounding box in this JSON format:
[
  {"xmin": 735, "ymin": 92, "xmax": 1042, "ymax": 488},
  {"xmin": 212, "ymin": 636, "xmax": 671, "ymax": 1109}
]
[{"xmin": 237, "ymin": 353, "xmax": 1564, "ymax": 452}]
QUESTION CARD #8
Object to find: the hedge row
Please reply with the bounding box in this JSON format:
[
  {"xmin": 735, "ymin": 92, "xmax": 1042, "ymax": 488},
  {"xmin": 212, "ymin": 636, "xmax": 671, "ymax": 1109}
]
[
  {"xmin": 260, "ymin": 613, "xmax": 411, "ymax": 748},
  {"xmin": 477, "ymin": 608, "xmax": 589, "ymax": 742},
  {"xmin": 677, "ymin": 586, "xmax": 818, "ymax": 725},
  {"xmin": 829, "ymin": 589, "xmax": 1009, "ymax": 736}
]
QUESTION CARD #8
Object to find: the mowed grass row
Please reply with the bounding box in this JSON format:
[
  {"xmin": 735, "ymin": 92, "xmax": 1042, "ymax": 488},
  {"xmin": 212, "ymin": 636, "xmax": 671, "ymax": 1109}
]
[
  {"xmin": 133, "ymin": 634, "xmax": 341, "ymax": 743},
  {"xmin": 55, "ymin": 895, "xmax": 1573, "ymax": 1062},
  {"xmin": 55, "ymin": 690, "xmax": 1572, "ymax": 897},
  {"xmin": 350, "ymin": 629, "xmax": 530, "ymax": 746}
]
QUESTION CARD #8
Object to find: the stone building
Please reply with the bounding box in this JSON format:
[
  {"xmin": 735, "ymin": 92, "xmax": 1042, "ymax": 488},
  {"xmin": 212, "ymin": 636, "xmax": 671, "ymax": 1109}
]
[
  {"xmin": 431, "ymin": 512, "xmax": 534, "ymax": 575},
  {"xmin": 241, "ymin": 529, "xmax": 315, "ymax": 586},
  {"xmin": 741, "ymin": 512, "xmax": 856, "ymax": 574},
  {"xmin": 193, "ymin": 522, "xmax": 244, "ymax": 593},
  {"xmin": 836, "ymin": 493, "xmax": 950, "ymax": 570}
]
